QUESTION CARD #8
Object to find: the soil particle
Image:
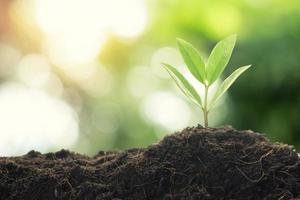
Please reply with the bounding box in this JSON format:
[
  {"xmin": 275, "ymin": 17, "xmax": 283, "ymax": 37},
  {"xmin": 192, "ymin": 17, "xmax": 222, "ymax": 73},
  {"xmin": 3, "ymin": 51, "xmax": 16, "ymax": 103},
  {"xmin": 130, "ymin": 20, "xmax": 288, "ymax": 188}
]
[{"xmin": 0, "ymin": 126, "xmax": 300, "ymax": 200}]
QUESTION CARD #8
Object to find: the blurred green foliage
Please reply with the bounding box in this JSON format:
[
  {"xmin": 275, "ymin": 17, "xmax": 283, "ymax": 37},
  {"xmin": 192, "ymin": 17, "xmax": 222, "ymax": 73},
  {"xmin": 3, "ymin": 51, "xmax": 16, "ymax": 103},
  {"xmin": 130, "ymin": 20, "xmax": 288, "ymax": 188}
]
[{"xmin": 93, "ymin": 0, "xmax": 300, "ymax": 152}]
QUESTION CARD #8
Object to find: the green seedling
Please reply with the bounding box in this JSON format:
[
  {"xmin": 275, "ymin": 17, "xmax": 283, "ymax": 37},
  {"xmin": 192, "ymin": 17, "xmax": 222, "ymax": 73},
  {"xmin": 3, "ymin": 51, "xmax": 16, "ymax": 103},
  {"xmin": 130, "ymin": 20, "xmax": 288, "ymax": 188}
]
[{"xmin": 162, "ymin": 35, "xmax": 251, "ymax": 127}]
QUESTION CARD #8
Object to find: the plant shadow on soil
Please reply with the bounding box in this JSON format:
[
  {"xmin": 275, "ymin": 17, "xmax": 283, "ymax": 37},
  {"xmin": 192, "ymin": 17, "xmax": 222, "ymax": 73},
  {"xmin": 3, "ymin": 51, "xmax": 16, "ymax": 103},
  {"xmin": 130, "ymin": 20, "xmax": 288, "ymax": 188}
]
[{"xmin": 0, "ymin": 125, "xmax": 300, "ymax": 200}]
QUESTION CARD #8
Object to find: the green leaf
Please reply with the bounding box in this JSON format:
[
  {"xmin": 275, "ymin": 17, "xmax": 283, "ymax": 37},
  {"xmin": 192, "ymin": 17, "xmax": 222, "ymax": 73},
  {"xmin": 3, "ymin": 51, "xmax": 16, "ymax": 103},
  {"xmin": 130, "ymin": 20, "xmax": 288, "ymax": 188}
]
[
  {"xmin": 209, "ymin": 65, "xmax": 251, "ymax": 109},
  {"xmin": 176, "ymin": 38, "xmax": 206, "ymax": 84},
  {"xmin": 162, "ymin": 63, "xmax": 203, "ymax": 107},
  {"xmin": 206, "ymin": 34, "xmax": 236, "ymax": 85}
]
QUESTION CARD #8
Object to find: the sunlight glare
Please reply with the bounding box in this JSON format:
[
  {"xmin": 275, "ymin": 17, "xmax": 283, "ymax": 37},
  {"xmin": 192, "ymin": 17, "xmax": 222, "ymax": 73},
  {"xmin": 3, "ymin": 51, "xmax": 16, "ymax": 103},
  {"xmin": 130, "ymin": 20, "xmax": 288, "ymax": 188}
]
[
  {"xmin": 0, "ymin": 83, "xmax": 79, "ymax": 156},
  {"xmin": 44, "ymin": 34, "xmax": 106, "ymax": 66},
  {"xmin": 34, "ymin": 0, "xmax": 148, "ymax": 65}
]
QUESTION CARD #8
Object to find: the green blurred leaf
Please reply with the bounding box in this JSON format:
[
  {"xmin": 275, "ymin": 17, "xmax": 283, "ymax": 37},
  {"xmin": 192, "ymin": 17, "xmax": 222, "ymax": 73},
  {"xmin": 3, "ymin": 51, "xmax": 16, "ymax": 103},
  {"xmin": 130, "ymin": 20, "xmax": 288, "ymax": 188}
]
[
  {"xmin": 206, "ymin": 34, "xmax": 236, "ymax": 85},
  {"xmin": 177, "ymin": 38, "xmax": 206, "ymax": 84},
  {"xmin": 209, "ymin": 65, "xmax": 251, "ymax": 109},
  {"xmin": 162, "ymin": 63, "xmax": 203, "ymax": 107}
]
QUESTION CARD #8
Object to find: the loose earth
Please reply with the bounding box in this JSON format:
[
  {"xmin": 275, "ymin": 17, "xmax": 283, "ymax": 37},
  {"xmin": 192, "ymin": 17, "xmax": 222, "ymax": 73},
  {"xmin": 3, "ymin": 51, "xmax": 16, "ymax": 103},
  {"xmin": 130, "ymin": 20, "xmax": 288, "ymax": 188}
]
[{"xmin": 0, "ymin": 126, "xmax": 299, "ymax": 200}]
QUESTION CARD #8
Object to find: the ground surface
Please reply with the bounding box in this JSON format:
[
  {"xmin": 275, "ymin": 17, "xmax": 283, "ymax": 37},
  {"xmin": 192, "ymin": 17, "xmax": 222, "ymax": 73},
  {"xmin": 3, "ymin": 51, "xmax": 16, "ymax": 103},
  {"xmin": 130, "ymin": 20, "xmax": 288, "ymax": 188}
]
[{"xmin": 0, "ymin": 126, "xmax": 300, "ymax": 200}]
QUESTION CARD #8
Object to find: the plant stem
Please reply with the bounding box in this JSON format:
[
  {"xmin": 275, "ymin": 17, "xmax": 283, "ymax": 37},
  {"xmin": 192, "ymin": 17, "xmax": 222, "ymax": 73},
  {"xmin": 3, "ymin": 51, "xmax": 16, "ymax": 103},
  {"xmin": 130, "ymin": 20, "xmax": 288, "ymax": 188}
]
[{"xmin": 203, "ymin": 84, "xmax": 209, "ymax": 127}]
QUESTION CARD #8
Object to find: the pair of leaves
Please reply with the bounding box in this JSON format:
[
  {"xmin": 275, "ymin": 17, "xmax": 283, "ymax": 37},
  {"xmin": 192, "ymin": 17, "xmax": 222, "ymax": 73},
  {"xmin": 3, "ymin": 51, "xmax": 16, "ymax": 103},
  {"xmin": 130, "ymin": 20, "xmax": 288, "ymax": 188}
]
[
  {"xmin": 163, "ymin": 35, "xmax": 251, "ymax": 110},
  {"xmin": 177, "ymin": 35, "xmax": 236, "ymax": 86}
]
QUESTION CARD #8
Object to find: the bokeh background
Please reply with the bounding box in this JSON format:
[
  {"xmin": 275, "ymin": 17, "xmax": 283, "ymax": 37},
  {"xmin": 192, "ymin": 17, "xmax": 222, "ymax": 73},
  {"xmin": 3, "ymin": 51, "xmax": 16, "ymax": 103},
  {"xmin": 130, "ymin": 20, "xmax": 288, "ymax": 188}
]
[{"xmin": 0, "ymin": 0, "xmax": 300, "ymax": 156}]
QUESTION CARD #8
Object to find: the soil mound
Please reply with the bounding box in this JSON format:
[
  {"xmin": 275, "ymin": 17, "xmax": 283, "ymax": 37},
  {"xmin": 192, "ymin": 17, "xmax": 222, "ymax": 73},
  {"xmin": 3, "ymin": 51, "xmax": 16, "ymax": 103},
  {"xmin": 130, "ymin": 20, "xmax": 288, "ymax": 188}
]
[{"xmin": 0, "ymin": 126, "xmax": 300, "ymax": 200}]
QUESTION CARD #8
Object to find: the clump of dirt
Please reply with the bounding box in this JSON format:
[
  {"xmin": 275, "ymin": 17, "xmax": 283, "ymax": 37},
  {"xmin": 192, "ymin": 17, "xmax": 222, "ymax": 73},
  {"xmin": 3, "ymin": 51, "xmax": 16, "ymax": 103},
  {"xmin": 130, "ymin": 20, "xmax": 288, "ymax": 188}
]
[{"xmin": 0, "ymin": 126, "xmax": 300, "ymax": 200}]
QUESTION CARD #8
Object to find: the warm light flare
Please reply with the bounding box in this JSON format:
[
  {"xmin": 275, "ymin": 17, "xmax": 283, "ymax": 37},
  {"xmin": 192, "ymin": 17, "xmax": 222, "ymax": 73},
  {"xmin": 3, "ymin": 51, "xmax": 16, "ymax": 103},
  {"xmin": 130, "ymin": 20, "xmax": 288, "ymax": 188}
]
[{"xmin": 34, "ymin": 0, "xmax": 148, "ymax": 66}]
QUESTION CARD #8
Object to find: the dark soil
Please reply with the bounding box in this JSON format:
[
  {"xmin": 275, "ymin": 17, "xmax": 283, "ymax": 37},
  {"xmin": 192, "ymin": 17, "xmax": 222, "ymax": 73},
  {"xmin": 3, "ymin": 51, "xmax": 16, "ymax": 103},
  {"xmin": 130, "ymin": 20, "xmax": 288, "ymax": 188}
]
[{"xmin": 1, "ymin": 126, "xmax": 300, "ymax": 200}]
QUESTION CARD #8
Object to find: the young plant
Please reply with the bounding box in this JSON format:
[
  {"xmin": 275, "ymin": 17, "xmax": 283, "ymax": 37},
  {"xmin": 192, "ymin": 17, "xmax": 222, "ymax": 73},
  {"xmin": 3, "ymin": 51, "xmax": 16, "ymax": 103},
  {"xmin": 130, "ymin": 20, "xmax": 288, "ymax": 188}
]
[{"xmin": 162, "ymin": 35, "xmax": 251, "ymax": 127}]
